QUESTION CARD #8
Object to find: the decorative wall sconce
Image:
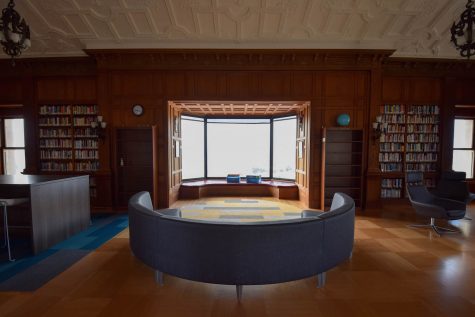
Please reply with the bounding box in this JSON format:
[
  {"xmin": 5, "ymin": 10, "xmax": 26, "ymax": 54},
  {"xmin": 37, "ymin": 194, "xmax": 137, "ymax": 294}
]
[
  {"xmin": 91, "ymin": 116, "xmax": 107, "ymax": 139},
  {"xmin": 372, "ymin": 115, "xmax": 386, "ymax": 143},
  {"xmin": 0, "ymin": 0, "xmax": 31, "ymax": 65},
  {"xmin": 451, "ymin": 0, "xmax": 475, "ymax": 59}
]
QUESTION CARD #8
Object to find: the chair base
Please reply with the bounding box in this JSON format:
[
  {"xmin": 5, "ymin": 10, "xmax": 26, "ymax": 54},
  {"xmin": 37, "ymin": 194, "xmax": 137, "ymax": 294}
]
[{"xmin": 407, "ymin": 218, "xmax": 460, "ymax": 236}]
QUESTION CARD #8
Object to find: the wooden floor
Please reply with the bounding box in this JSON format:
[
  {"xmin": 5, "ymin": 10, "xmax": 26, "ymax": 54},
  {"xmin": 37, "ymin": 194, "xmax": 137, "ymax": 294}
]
[{"xmin": 1, "ymin": 198, "xmax": 475, "ymax": 317}]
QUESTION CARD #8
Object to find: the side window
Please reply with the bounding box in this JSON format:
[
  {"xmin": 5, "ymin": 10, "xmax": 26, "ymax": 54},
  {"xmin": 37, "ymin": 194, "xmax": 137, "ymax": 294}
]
[
  {"xmin": 1, "ymin": 118, "xmax": 26, "ymax": 175},
  {"xmin": 453, "ymin": 118, "xmax": 474, "ymax": 178}
]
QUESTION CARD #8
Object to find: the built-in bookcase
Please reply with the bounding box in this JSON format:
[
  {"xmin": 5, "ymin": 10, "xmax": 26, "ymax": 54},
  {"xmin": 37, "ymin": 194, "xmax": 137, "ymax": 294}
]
[
  {"xmin": 39, "ymin": 104, "xmax": 99, "ymax": 172},
  {"xmin": 378, "ymin": 104, "xmax": 440, "ymax": 199},
  {"xmin": 322, "ymin": 128, "xmax": 363, "ymax": 208}
]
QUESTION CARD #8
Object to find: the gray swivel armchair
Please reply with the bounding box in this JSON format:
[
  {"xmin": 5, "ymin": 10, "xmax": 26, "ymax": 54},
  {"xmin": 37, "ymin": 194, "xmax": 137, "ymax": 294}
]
[
  {"xmin": 432, "ymin": 170, "xmax": 473, "ymax": 220},
  {"xmin": 406, "ymin": 172, "xmax": 466, "ymax": 235}
]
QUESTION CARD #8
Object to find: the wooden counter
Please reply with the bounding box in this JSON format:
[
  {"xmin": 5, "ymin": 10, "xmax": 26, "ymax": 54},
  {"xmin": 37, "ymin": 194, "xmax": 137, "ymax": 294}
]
[{"xmin": 0, "ymin": 175, "xmax": 90, "ymax": 254}]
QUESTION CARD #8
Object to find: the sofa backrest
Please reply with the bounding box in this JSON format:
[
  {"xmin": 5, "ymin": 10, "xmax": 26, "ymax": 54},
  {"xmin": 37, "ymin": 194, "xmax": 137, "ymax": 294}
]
[
  {"xmin": 128, "ymin": 191, "xmax": 354, "ymax": 286},
  {"xmin": 128, "ymin": 191, "xmax": 161, "ymax": 269},
  {"xmin": 154, "ymin": 215, "xmax": 324, "ymax": 285},
  {"xmin": 317, "ymin": 193, "xmax": 355, "ymax": 272}
]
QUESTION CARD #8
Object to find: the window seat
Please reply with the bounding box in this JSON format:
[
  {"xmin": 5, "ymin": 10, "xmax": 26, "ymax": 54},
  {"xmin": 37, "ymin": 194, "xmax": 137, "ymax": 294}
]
[{"xmin": 179, "ymin": 179, "xmax": 299, "ymax": 200}]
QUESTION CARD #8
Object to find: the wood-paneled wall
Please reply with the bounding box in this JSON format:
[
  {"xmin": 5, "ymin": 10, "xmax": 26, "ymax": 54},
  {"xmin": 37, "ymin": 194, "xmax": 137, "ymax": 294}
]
[{"xmin": 1, "ymin": 51, "xmax": 475, "ymax": 210}]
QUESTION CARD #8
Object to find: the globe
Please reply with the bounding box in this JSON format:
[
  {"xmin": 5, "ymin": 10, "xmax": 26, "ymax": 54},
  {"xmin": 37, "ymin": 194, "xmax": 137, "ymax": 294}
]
[{"xmin": 337, "ymin": 113, "xmax": 350, "ymax": 126}]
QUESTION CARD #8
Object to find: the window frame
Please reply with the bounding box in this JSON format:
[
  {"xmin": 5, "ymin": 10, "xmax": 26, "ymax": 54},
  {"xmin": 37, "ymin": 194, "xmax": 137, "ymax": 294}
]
[
  {"xmin": 1, "ymin": 117, "xmax": 26, "ymax": 175},
  {"xmin": 181, "ymin": 114, "xmax": 297, "ymax": 182},
  {"xmin": 453, "ymin": 117, "xmax": 475, "ymax": 180}
]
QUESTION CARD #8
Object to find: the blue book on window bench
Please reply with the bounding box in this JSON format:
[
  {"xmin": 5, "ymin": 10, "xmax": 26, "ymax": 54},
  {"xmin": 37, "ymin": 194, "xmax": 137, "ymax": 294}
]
[
  {"xmin": 227, "ymin": 174, "xmax": 240, "ymax": 183},
  {"xmin": 246, "ymin": 175, "xmax": 261, "ymax": 184}
]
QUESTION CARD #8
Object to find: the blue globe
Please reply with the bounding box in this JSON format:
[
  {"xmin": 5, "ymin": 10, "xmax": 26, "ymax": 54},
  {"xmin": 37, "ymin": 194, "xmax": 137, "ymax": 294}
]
[{"xmin": 337, "ymin": 113, "xmax": 350, "ymax": 126}]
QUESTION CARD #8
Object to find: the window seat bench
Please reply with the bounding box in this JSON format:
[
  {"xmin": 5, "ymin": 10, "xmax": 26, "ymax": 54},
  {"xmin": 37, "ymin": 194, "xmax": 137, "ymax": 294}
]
[{"xmin": 179, "ymin": 179, "xmax": 299, "ymax": 200}]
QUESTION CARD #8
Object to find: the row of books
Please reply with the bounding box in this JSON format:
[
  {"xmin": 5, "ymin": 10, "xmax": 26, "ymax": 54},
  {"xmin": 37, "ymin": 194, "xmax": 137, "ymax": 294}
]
[
  {"xmin": 406, "ymin": 153, "xmax": 438, "ymax": 162},
  {"xmin": 407, "ymin": 105, "xmax": 439, "ymax": 115},
  {"xmin": 381, "ymin": 189, "xmax": 402, "ymax": 198},
  {"xmin": 76, "ymin": 162, "xmax": 100, "ymax": 171},
  {"xmin": 73, "ymin": 105, "xmax": 97, "ymax": 115},
  {"xmin": 39, "ymin": 128, "xmax": 99, "ymax": 138},
  {"xmin": 380, "ymin": 143, "xmax": 404, "ymax": 152},
  {"xmin": 381, "ymin": 114, "xmax": 405, "ymax": 124},
  {"xmin": 381, "ymin": 124, "xmax": 405, "ymax": 133},
  {"xmin": 407, "ymin": 124, "xmax": 439, "ymax": 133},
  {"xmin": 406, "ymin": 115, "xmax": 439, "ymax": 124},
  {"xmin": 379, "ymin": 153, "xmax": 402, "ymax": 163},
  {"xmin": 40, "ymin": 105, "xmax": 98, "ymax": 115},
  {"xmin": 74, "ymin": 140, "xmax": 98, "ymax": 148},
  {"xmin": 39, "ymin": 105, "xmax": 71, "ymax": 114},
  {"xmin": 380, "ymin": 134, "xmax": 404, "ymax": 142},
  {"xmin": 40, "ymin": 139, "xmax": 72, "ymax": 148},
  {"xmin": 74, "ymin": 117, "xmax": 96, "ymax": 126},
  {"xmin": 406, "ymin": 163, "xmax": 437, "ymax": 172},
  {"xmin": 39, "ymin": 117, "xmax": 71, "ymax": 126},
  {"xmin": 380, "ymin": 163, "xmax": 403, "ymax": 172},
  {"xmin": 40, "ymin": 162, "xmax": 74, "ymax": 171},
  {"xmin": 381, "ymin": 104, "xmax": 405, "ymax": 114},
  {"xmin": 406, "ymin": 143, "xmax": 439, "ymax": 152},
  {"xmin": 40, "ymin": 150, "xmax": 73, "ymax": 159},
  {"xmin": 381, "ymin": 178, "xmax": 403, "ymax": 189},
  {"xmin": 406, "ymin": 134, "xmax": 439, "ymax": 143},
  {"xmin": 75, "ymin": 150, "xmax": 99, "ymax": 159}
]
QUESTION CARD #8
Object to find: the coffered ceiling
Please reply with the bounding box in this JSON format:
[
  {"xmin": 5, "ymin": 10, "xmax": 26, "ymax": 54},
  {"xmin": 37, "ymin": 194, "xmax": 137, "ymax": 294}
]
[{"xmin": 1, "ymin": 0, "xmax": 470, "ymax": 59}]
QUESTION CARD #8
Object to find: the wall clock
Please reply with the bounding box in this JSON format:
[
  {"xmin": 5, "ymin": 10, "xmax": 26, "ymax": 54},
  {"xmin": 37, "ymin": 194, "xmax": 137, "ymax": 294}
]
[{"xmin": 132, "ymin": 104, "xmax": 144, "ymax": 116}]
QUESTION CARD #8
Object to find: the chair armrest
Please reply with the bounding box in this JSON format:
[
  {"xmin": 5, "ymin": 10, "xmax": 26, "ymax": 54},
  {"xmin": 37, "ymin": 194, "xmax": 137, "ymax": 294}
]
[
  {"xmin": 433, "ymin": 197, "xmax": 466, "ymax": 211},
  {"xmin": 156, "ymin": 208, "xmax": 182, "ymax": 218},
  {"xmin": 301, "ymin": 210, "xmax": 323, "ymax": 218}
]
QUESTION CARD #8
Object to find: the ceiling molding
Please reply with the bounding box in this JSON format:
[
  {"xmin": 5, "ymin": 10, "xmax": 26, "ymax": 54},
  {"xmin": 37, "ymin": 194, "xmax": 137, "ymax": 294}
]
[
  {"xmin": 84, "ymin": 48, "xmax": 395, "ymax": 70},
  {"xmin": 0, "ymin": 0, "xmax": 470, "ymax": 60}
]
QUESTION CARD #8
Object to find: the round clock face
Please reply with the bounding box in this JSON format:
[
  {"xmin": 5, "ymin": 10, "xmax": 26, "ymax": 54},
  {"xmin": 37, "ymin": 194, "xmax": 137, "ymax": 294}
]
[{"xmin": 132, "ymin": 104, "xmax": 144, "ymax": 116}]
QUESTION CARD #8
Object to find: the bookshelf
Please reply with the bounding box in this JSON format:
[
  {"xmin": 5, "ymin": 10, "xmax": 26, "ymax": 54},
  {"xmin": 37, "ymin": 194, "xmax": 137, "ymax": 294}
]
[
  {"xmin": 322, "ymin": 128, "xmax": 363, "ymax": 208},
  {"xmin": 378, "ymin": 104, "xmax": 440, "ymax": 199},
  {"xmin": 39, "ymin": 104, "xmax": 99, "ymax": 173}
]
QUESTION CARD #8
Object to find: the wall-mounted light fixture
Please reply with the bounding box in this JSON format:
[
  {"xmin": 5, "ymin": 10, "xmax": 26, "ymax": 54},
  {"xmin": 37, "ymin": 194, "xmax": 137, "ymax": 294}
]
[
  {"xmin": 90, "ymin": 116, "xmax": 107, "ymax": 139},
  {"xmin": 372, "ymin": 115, "xmax": 386, "ymax": 143}
]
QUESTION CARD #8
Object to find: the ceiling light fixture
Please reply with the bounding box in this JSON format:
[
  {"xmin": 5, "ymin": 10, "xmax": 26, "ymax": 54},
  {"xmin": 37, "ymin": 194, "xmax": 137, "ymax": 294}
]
[
  {"xmin": 451, "ymin": 0, "xmax": 475, "ymax": 59},
  {"xmin": 0, "ymin": 0, "xmax": 31, "ymax": 66}
]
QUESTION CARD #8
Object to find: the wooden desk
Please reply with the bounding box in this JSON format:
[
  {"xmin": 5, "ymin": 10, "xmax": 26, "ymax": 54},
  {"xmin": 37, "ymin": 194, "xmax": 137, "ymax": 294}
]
[{"xmin": 0, "ymin": 175, "xmax": 90, "ymax": 254}]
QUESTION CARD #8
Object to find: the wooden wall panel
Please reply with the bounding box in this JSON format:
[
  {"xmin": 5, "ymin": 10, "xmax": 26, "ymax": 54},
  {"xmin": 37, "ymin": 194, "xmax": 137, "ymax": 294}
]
[
  {"xmin": 3, "ymin": 52, "xmax": 475, "ymax": 211},
  {"xmin": 291, "ymin": 72, "xmax": 314, "ymax": 99},
  {"xmin": 408, "ymin": 78, "xmax": 441, "ymax": 103},
  {"xmin": 74, "ymin": 77, "xmax": 97, "ymax": 101},
  {"xmin": 193, "ymin": 72, "xmax": 226, "ymax": 98},
  {"xmin": 260, "ymin": 72, "xmax": 291, "ymax": 99},
  {"xmin": 36, "ymin": 78, "xmax": 75, "ymax": 101},
  {"xmin": 382, "ymin": 77, "xmax": 406, "ymax": 102},
  {"xmin": 226, "ymin": 72, "xmax": 258, "ymax": 98},
  {"xmin": 0, "ymin": 79, "xmax": 23, "ymax": 104}
]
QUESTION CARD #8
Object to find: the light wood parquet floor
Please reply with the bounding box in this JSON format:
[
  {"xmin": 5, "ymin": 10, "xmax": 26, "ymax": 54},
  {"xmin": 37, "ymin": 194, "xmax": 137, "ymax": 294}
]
[{"xmin": 1, "ymin": 198, "xmax": 475, "ymax": 317}]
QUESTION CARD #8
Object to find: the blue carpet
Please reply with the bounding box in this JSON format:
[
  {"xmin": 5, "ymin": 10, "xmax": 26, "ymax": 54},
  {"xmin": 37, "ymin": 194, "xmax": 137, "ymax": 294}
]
[{"xmin": 0, "ymin": 214, "xmax": 128, "ymax": 291}]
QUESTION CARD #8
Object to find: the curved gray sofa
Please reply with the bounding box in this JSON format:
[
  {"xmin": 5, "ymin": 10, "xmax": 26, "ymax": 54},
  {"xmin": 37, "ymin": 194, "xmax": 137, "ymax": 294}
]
[{"xmin": 128, "ymin": 192, "xmax": 355, "ymax": 299}]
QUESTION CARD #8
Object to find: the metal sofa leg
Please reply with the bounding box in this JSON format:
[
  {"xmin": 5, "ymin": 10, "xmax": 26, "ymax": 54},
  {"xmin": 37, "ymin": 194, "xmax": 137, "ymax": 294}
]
[
  {"xmin": 236, "ymin": 285, "xmax": 243, "ymax": 301},
  {"xmin": 317, "ymin": 272, "xmax": 326, "ymax": 288},
  {"xmin": 155, "ymin": 270, "xmax": 164, "ymax": 286}
]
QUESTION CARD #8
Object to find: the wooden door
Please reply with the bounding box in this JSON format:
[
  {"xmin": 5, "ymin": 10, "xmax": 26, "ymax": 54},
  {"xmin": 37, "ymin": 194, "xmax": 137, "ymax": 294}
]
[{"xmin": 116, "ymin": 128, "xmax": 153, "ymax": 207}]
